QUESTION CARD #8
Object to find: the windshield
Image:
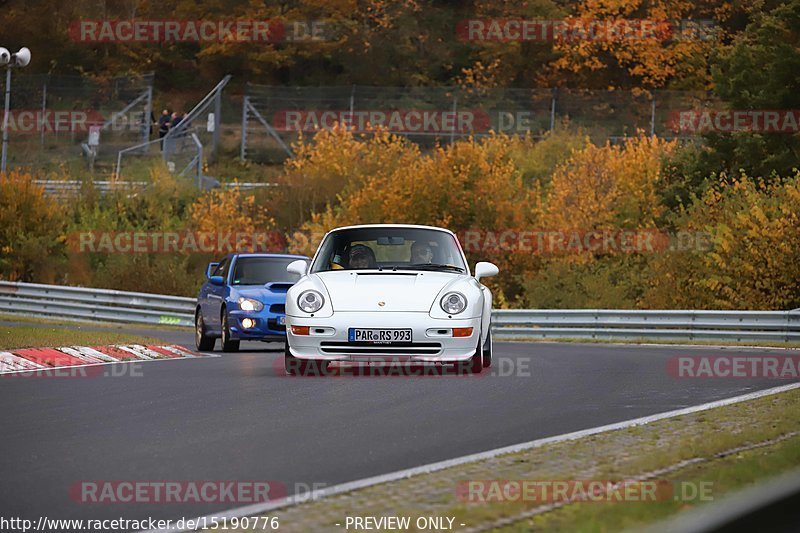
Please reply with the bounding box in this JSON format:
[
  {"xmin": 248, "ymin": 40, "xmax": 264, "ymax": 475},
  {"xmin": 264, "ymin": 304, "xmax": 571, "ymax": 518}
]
[
  {"xmin": 231, "ymin": 257, "xmax": 302, "ymax": 285},
  {"xmin": 310, "ymin": 227, "xmax": 466, "ymax": 274}
]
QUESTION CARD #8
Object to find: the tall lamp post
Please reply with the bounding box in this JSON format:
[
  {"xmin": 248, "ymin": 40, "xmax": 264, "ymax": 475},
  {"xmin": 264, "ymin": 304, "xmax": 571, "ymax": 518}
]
[{"xmin": 1, "ymin": 46, "xmax": 31, "ymax": 173}]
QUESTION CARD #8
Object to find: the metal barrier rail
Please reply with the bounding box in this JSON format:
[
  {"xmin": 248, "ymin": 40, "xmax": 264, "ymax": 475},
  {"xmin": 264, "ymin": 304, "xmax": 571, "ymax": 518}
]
[
  {"xmin": 0, "ymin": 281, "xmax": 195, "ymax": 327},
  {"xmin": 493, "ymin": 309, "xmax": 800, "ymax": 342},
  {"xmin": 34, "ymin": 180, "xmax": 276, "ymax": 199},
  {"xmin": 1, "ymin": 281, "xmax": 798, "ymax": 342}
]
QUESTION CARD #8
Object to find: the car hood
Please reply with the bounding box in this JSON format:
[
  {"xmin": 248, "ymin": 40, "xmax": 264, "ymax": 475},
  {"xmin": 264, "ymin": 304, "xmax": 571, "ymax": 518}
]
[
  {"xmin": 231, "ymin": 282, "xmax": 293, "ymax": 302},
  {"xmin": 316, "ymin": 270, "xmax": 461, "ymax": 312}
]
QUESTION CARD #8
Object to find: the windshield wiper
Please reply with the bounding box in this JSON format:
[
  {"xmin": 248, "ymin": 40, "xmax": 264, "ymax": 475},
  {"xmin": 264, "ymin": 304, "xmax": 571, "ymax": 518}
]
[{"xmin": 393, "ymin": 264, "xmax": 465, "ymax": 273}]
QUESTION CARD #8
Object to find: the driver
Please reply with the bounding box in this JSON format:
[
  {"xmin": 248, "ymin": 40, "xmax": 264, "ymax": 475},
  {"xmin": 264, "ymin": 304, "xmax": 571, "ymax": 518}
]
[
  {"xmin": 410, "ymin": 241, "xmax": 434, "ymax": 264},
  {"xmin": 348, "ymin": 244, "xmax": 377, "ymax": 269}
]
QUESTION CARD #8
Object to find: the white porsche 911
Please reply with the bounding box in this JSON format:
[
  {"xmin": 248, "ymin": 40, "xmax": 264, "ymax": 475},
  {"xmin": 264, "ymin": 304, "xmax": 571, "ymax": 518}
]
[{"xmin": 283, "ymin": 224, "xmax": 498, "ymax": 375}]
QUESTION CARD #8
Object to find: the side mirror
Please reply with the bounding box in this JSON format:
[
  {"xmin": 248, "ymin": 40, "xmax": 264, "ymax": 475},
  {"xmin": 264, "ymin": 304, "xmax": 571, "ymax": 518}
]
[
  {"xmin": 206, "ymin": 262, "xmax": 219, "ymax": 279},
  {"xmin": 209, "ymin": 275, "xmax": 225, "ymax": 286},
  {"xmin": 474, "ymin": 261, "xmax": 499, "ymax": 282},
  {"xmin": 287, "ymin": 259, "xmax": 309, "ymax": 277}
]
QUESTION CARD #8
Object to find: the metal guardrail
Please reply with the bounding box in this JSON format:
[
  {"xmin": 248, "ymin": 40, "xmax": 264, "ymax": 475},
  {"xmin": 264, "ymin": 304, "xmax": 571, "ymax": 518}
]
[
  {"xmin": 492, "ymin": 309, "xmax": 800, "ymax": 342},
  {"xmin": 0, "ymin": 281, "xmax": 195, "ymax": 327},
  {"xmin": 34, "ymin": 180, "xmax": 276, "ymax": 200},
  {"xmin": 1, "ymin": 282, "xmax": 798, "ymax": 342}
]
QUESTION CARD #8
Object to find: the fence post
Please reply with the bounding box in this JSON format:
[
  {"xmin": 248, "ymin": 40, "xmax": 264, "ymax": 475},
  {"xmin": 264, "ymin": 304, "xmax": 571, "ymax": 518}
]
[
  {"xmin": 349, "ymin": 85, "xmax": 355, "ymax": 118},
  {"xmin": 550, "ymin": 88, "xmax": 557, "ymax": 131},
  {"xmin": 142, "ymin": 84, "xmax": 153, "ymax": 147},
  {"xmin": 1, "ymin": 67, "xmax": 13, "ymax": 173},
  {"xmin": 450, "ymin": 94, "xmax": 457, "ymax": 145},
  {"xmin": 650, "ymin": 91, "xmax": 656, "ymax": 136},
  {"xmin": 40, "ymin": 82, "xmax": 47, "ymax": 147},
  {"xmin": 212, "ymin": 85, "xmax": 222, "ymax": 164},
  {"xmin": 241, "ymin": 94, "xmax": 249, "ymax": 162}
]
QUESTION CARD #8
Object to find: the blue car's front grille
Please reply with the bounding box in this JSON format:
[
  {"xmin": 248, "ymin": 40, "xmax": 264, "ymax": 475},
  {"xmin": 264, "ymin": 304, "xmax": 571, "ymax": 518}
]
[{"xmin": 269, "ymin": 304, "xmax": 285, "ymax": 314}]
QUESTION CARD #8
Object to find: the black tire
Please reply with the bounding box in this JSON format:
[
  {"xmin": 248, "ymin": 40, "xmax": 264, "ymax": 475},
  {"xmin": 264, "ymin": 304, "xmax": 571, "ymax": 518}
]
[
  {"xmin": 284, "ymin": 339, "xmax": 300, "ymax": 375},
  {"xmin": 220, "ymin": 308, "xmax": 240, "ymax": 352},
  {"xmin": 284, "ymin": 340, "xmax": 329, "ymax": 376},
  {"xmin": 482, "ymin": 330, "xmax": 493, "ymax": 368},
  {"xmin": 195, "ymin": 311, "xmax": 215, "ymax": 351},
  {"xmin": 457, "ymin": 338, "xmax": 484, "ymax": 374}
]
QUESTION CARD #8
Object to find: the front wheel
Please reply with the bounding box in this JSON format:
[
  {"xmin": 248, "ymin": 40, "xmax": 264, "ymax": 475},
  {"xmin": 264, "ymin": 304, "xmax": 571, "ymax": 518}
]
[
  {"xmin": 284, "ymin": 340, "xmax": 329, "ymax": 376},
  {"xmin": 284, "ymin": 339, "xmax": 301, "ymax": 375},
  {"xmin": 220, "ymin": 309, "xmax": 240, "ymax": 352},
  {"xmin": 456, "ymin": 338, "xmax": 484, "ymax": 374},
  {"xmin": 482, "ymin": 330, "xmax": 493, "ymax": 368},
  {"xmin": 195, "ymin": 311, "xmax": 215, "ymax": 351}
]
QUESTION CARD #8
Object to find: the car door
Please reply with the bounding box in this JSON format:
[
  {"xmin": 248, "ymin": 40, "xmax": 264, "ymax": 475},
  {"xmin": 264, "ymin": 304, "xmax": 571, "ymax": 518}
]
[
  {"xmin": 197, "ymin": 261, "xmax": 218, "ymax": 322},
  {"xmin": 207, "ymin": 256, "xmax": 231, "ymax": 329}
]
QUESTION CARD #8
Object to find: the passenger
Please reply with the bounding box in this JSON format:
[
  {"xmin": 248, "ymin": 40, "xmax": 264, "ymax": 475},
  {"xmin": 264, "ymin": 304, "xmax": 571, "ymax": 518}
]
[
  {"xmin": 348, "ymin": 244, "xmax": 377, "ymax": 269},
  {"xmin": 410, "ymin": 241, "xmax": 434, "ymax": 264}
]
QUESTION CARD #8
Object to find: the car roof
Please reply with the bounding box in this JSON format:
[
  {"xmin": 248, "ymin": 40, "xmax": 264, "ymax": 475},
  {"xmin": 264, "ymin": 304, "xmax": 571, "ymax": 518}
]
[
  {"xmin": 326, "ymin": 224, "xmax": 456, "ymax": 236},
  {"xmin": 225, "ymin": 253, "xmax": 309, "ymax": 260}
]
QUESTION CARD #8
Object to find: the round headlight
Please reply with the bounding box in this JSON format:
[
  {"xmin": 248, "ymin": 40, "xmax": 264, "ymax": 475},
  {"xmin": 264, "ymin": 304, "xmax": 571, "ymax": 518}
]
[
  {"xmin": 440, "ymin": 292, "xmax": 467, "ymax": 315},
  {"xmin": 298, "ymin": 290, "xmax": 324, "ymax": 313},
  {"xmin": 238, "ymin": 297, "xmax": 264, "ymax": 311}
]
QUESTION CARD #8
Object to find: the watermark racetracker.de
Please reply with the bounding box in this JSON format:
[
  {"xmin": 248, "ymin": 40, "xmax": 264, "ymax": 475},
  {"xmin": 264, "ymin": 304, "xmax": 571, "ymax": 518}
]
[
  {"xmin": 69, "ymin": 19, "xmax": 334, "ymax": 43},
  {"xmin": 457, "ymin": 479, "xmax": 714, "ymax": 503},
  {"xmin": 67, "ymin": 229, "xmax": 714, "ymax": 256},
  {"xmin": 668, "ymin": 355, "xmax": 800, "ymax": 379},
  {"xmin": 456, "ymin": 18, "xmax": 718, "ymax": 42},
  {"xmin": 669, "ymin": 110, "xmax": 800, "ymax": 134},
  {"xmin": 277, "ymin": 353, "xmax": 534, "ymax": 378}
]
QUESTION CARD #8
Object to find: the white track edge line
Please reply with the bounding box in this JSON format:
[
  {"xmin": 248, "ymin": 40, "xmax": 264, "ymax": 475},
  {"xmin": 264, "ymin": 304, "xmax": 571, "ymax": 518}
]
[{"xmin": 141, "ymin": 381, "xmax": 800, "ymax": 533}]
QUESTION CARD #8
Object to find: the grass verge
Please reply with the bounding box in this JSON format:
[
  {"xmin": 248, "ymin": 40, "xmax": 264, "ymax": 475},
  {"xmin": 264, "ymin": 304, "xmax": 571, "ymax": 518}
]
[
  {"xmin": 0, "ymin": 321, "xmax": 166, "ymax": 350},
  {"xmin": 0, "ymin": 312, "xmax": 191, "ymax": 333},
  {"xmin": 228, "ymin": 386, "xmax": 800, "ymax": 532}
]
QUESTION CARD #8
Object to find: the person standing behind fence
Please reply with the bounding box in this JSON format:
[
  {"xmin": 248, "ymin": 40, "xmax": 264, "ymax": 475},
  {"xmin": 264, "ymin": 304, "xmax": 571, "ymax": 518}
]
[
  {"xmin": 170, "ymin": 111, "xmax": 183, "ymax": 131},
  {"xmin": 158, "ymin": 109, "xmax": 171, "ymax": 149}
]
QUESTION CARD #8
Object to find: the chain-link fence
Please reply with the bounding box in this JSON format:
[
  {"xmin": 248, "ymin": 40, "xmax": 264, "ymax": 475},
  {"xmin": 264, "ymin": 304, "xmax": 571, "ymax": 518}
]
[
  {"xmin": 241, "ymin": 84, "xmax": 722, "ymax": 162},
  {"xmin": 0, "ymin": 72, "xmax": 153, "ymax": 173},
  {"xmin": 1, "ymin": 76, "xmax": 724, "ymax": 179}
]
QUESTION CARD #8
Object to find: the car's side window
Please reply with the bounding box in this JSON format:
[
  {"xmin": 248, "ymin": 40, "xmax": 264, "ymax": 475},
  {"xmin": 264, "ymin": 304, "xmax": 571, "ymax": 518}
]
[{"xmin": 213, "ymin": 258, "xmax": 230, "ymax": 281}]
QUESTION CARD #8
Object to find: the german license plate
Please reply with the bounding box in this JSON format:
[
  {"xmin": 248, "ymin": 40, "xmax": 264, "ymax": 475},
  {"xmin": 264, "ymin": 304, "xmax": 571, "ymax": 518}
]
[
  {"xmin": 277, "ymin": 316, "xmax": 286, "ymax": 325},
  {"xmin": 349, "ymin": 328, "xmax": 412, "ymax": 344}
]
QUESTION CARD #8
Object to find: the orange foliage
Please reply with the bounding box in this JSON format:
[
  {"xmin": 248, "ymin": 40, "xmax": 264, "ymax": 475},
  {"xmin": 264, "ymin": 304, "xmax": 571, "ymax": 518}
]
[
  {"xmin": 0, "ymin": 171, "xmax": 65, "ymax": 282},
  {"xmin": 544, "ymin": 134, "xmax": 676, "ymax": 233},
  {"xmin": 190, "ymin": 183, "xmax": 274, "ymax": 236}
]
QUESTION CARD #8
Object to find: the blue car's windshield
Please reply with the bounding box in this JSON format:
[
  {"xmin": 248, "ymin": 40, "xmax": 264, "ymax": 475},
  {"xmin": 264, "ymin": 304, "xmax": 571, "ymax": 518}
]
[{"xmin": 231, "ymin": 257, "xmax": 301, "ymax": 285}]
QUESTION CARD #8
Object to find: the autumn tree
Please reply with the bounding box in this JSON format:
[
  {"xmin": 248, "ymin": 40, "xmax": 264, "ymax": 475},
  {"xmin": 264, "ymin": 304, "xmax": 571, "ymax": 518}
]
[
  {"xmin": 646, "ymin": 173, "xmax": 800, "ymax": 309},
  {"xmin": 697, "ymin": 0, "xmax": 800, "ymax": 179},
  {"xmin": 0, "ymin": 171, "xmax": 65, "ymax": 282}
]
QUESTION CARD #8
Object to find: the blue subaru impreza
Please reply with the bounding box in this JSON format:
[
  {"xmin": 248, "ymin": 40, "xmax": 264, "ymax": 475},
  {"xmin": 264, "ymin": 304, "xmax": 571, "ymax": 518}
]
[{"xmin": 195, "ymin": 253, "xmax": 309, "ymax": 352}]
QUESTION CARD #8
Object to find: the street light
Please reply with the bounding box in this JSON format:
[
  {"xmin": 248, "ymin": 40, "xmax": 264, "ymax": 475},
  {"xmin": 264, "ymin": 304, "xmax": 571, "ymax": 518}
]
[{"xmin": 1, "ymin": 46, "xmax": 31, "ymax": 173}]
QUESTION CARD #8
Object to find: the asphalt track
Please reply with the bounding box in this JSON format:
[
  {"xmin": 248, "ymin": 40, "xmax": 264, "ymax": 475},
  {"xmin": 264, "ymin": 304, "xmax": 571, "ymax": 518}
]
[{"xmin": 0, "ymin": 322, "xmax": 798, "ymax": 530}]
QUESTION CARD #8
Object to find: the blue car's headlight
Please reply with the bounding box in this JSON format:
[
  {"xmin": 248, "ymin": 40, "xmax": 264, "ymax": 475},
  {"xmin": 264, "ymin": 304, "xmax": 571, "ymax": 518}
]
[{"xmin": 238, "ymin": 297, "xmax": 264, "ymax": 312}]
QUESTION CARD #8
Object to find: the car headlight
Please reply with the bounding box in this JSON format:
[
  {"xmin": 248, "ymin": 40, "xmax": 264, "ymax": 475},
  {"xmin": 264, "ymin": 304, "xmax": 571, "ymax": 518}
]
[
  {"xmin": 238, "ymin": 297, "xmax": 264, "ymax": 312},
  {"xmin": 440, "ymin": 292, "xmax": 467, "ymax": 315},
  {"xmin": 298, "ymin": 290, "xmax": 324, "ymax": 313}
]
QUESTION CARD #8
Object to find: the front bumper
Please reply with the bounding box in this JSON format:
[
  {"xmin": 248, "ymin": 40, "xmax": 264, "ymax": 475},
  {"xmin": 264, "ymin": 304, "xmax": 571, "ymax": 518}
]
[
  {"xmin": 286, "ymin": 312, "xmax": 481, "ymax": 362},
  {"xmin": 229, "ymin": 309, "xmax": 286, "ymax": 341}
]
